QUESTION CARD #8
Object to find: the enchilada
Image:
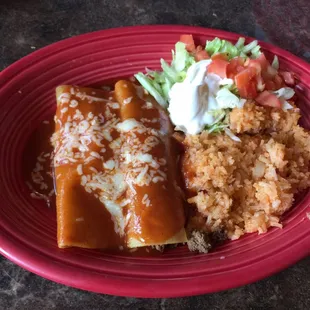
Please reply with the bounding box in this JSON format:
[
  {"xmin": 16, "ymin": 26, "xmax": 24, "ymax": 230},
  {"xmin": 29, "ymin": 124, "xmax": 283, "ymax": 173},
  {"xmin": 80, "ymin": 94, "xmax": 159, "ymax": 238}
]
[
  {"xmin": 52, "ymin": 85, "xmax": 126, "ymax": 248},
  {"xmin": 53, "ymin": 83, "xmax": 186, "ymax": 249},
  {"xmin": 114, "ymin": 80, "xmax": 187, "ymax": 247}
]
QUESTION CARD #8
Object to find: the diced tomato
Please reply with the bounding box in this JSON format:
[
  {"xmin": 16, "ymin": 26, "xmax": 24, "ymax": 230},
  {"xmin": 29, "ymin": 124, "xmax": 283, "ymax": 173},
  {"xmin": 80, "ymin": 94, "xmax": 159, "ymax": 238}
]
[
  {"xmin": 263, "ymin": 72, "xmax": 284, "ymax": 91},
  {"xmin": 211, "ymin": 53, "xmax": 229, "ymax": 61},
  {"xmin": 265, "ymin": 80, "xmax": 276, "ymax": 91},
  {"xmin": 227, "ymin": 57, "xmax": 245, "ymax": 79},
  {"xmin": 261, "ymin": 65, "xmax": 277, "ymax": 81},
  {"xmin": 235, "ymin": 67, "xmax": 258, "ymax": 98},
  {"xmin": 255, "ymin": 90, "xmax": 281, "ymax": 108},
  {"xmin": 231, "ymin": 57, "xmax": 245, "ymax": 66},
  {"xmin": 255, "ymin": 53, "xmax": 269, "ymax": 71},
  {"xmin": 180, "ymin": 34, "xmax": 196, "ymax": 52},
  {"xmin": 279, "ymin": 71, "xmax": 295, "ymax": 86},
  {"xmin": 194, "ymin": 45, "xmax": 210, "ymax": 61},
  {"xmin": 274, "ymin": 74, "xmax": 285, "ymax": 89},
  {"xmin": 246, "ymin": 58, "xmax": 262, "ymax": 74},
  {"xmin": 227, "ymin": 69, "xmax": 236, "ymax": 79},
  {"xmin": 195, "ymin": 49, "xmax": 210, "ymax": 61},
  {"xmin": 248, "ymin": 53, "xmax": 277, "ymax": 85},
  {"xmin": 208, "ymin": 59, "xmax": 229, "ymax": 78},
  {"xmin": 244, "ymin": 80, "xmax": 258, "ymax": 99}
]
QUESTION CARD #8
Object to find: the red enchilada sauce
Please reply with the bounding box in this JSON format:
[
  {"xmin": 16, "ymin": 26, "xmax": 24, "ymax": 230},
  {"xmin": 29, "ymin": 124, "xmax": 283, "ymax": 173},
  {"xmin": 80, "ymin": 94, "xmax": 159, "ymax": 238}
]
[
  {"xmin": 23, "ymin": 118, "xmax": 55, "ymax": 208},
  {"xmin": 24, "ymin": 82, "xmax": 186, "ymax": 252}
]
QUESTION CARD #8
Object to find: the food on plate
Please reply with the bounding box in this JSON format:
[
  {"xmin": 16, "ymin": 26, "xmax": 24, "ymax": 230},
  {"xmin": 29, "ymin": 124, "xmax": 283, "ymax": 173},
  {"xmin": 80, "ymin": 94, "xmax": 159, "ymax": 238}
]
[
  {"xmin": 27, "ymin": 34, "xmax": 309, "ymax": 254},
  {"xmin": 114, "ymin": 80, "xmax": 186, "ymax": 247},
  {"xmin": 52, "ymin": 85, "xmax": 125, "ymax": 248},
  {"xmin": 182, "ymin": 127, "xmax": 309, "ymax": 241},
  {"xmin": 50, "ymin": 83, "xmax": 186, "ymax": 249},
  {"xmin": 135, "ymin": 35, "xmax": 310, "ymax": 251}
]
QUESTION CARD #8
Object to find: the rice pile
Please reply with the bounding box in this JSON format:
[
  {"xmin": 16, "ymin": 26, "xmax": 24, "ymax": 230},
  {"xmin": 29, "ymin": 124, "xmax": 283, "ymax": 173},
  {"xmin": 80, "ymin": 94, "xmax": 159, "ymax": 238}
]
[{"xmin": 183, "ymin": 102, "xmax": 310, "ymax": 240}]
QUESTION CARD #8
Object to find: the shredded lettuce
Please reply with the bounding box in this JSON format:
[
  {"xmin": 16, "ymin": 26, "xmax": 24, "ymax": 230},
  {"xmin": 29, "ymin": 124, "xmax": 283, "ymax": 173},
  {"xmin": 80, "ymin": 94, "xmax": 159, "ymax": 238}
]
[
  {"xmin": 224, "ymin": 128, "xmax": 241, "ymax": 142},
  {"xmin": 205, "ymin": 37, "xmax": 239, "ymax": 60},
  {"xmin": 205, "ymin": 109, "xmax": 229, "ymax": 133},
  {"xmin": 220, "ymin": 83, "xmax": 239, "ymax": 96},
  {"xmin": 273, "ymin": 87, "xmax": 295, "ymax": 100},
  {"xmin": 272, "ymin": 55, "xmax": 279, "ymax": 70},
  {"xmin": 282, "ymin": 101, "xmax": 294, "ymax": 111},
  {"xmin": 208, "ymin": 109, "xmax": 226, "ymax": 124},
  {"xmin": 205, "ymin": 37, "xmax": 262, "ymax": 60},
  {"xmin": 218, "ymin": 78, "xmax": 240, "ymax": 95},
  {"xmin": 161, "ymin": 77, "xmax": 173, "ymax": 101},
  {"xmin": 242, "ymin": 40, "xmax": 258, "ymax": 54},
  {"xmin": 160, "ymin": 59, "xmax": 178, "ymax": 82},
  {"xmin": 250, "ymin": 45, "xmax": 261, "ymax": 58},
  {"xmin": 134, "ymin": 72, "xmax": 167, "ymax": 108},
  {"xmin": 135, "ymin": 42, "xmax": 195, "ymax": 108},
  {"xmin": 235, "ymin": 37, "xmax": 245, "ymax": 49},
  {"xmin": 273, "ymin": 87, "xmax": 295, "ymax": 111},
  {"xmin": 206, "ymin": 118, "xmax": 241, "ymax": 142},
  {"xmin": 216, "ymin": 88, "xmax": 246, "ymax": 109},
  {"xmin": 206, "ymin": 122, "xmax": 228, "ymax": 133},
  {"xmin": 172, "ymin": 42, "xmax": 193, "ymax": 71}
]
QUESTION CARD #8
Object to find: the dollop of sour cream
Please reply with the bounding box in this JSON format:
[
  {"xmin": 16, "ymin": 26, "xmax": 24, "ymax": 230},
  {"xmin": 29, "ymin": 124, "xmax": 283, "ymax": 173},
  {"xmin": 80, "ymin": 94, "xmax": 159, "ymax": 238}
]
[{"xmin": 168, "ymin": 60, "xmax": 242, "ymax": 134}]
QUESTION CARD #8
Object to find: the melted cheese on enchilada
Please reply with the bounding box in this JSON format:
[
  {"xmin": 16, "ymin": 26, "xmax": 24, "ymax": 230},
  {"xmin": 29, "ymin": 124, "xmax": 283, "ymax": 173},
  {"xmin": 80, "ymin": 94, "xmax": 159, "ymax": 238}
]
[
  {"xmin": 53, "ymin": 83, "xmax": 186, "ymax": 249},
  {"xmin": 52, "ymin": 85, "xmax": 126, "ymax": 248},
  {"xmin": 115, "ymin": 80, "xmax": 187, "ymax": 247}
]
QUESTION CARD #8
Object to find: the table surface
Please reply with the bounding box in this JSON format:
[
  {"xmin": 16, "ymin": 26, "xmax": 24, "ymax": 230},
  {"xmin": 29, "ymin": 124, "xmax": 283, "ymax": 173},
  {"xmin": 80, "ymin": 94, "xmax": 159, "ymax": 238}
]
[{"xmin": 0, "ymin": 0, "xmax": 309, "ymax": 309}]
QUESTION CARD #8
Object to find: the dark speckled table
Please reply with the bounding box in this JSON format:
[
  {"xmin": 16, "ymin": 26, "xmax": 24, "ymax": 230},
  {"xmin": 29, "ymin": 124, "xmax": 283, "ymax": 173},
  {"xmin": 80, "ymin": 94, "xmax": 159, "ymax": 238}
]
[{"xmin": 0, "ymin": 0, "xmax": 309, "ymax": 309}]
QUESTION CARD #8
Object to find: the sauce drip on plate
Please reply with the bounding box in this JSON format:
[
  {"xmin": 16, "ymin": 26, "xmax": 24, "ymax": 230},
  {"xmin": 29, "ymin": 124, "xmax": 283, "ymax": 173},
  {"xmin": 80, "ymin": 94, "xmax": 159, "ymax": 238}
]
[{"xmin": 23, "ymin": 117, "xmax": 55, "ymax": 208}]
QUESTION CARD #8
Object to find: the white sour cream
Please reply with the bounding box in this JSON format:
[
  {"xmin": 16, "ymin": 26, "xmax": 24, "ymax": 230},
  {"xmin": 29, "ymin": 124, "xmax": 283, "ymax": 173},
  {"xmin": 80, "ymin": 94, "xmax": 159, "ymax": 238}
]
[{"xmin": 168, "ymin": 60, "xmax": 242, "ymax": 134}]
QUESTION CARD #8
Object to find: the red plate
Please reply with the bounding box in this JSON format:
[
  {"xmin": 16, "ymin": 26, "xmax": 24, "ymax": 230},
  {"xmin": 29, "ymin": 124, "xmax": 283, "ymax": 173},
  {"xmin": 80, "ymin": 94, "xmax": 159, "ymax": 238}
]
[{"xmin": 0, "ymin": 25, "xmax": 309, "ymax": 298}]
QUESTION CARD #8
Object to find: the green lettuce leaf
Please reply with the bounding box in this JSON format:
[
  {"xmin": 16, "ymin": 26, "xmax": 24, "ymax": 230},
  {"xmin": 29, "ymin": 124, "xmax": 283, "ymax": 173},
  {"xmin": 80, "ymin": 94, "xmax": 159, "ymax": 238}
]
[
  {"xmin": 205, "ymin": 38, "xmax": 239, "ymax": 59},
  {"xmin": 216, "ymin": 88, "xmax": 246, "ymax": 109},
  {"xmin": 134, "ymin": 42, "xmax": 195, "ymax": 108},
  {"xmin": 271, "ymin": 55, "xmax": 279, "ymax": 70},
  {"xmin": 206, "ymin": 121, "xmax": 228, "ymax": 134},
  {"xmin": 205, "ymin": 37, "xmax": 262, "ymax": 59},
  {"xmin": 134, "ymin": 72, "xmax": 167, "ymax": 108}
]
